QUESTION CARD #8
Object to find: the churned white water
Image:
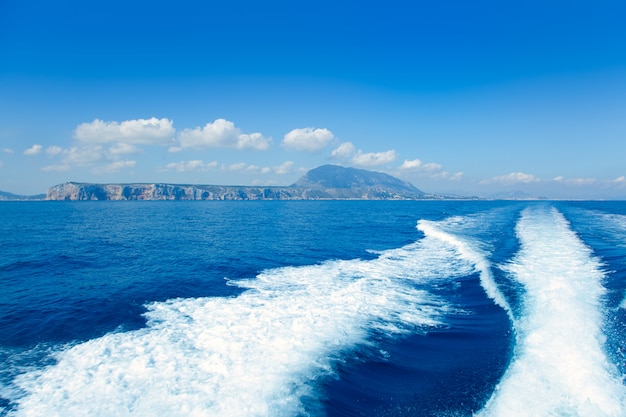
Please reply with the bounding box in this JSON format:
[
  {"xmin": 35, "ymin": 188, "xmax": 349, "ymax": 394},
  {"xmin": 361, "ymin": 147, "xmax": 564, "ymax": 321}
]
[
  {"xmin": 418, "ymin": 217, "xmax": 513, "ymax": 320},
  {"xmin": 8, "ymin": 231, "xmax": 474, "ymax": 417},
  {"xmin": 476, "ymin": 207, "xmax": 626, "ymax": 417}
]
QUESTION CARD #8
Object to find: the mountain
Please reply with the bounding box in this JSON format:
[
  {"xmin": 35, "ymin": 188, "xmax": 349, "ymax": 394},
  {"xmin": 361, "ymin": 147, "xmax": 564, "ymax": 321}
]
[
  {"xmin": 45, "ymin": 165, "xmax": 428, "ymax": 201},
  {"xmin": 290, "ymin": 164, "xmax": 424, "ymax": 199}
]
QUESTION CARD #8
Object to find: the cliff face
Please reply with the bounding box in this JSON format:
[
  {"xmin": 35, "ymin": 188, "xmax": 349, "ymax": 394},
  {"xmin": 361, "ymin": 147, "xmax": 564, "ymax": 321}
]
[
  {"xmin": 46, "ymin": 183, "xmax": 300, "ymax": 201},
  {"xmin": 46, "ymin": 165, "xmax": 427, "ymax": 201}
]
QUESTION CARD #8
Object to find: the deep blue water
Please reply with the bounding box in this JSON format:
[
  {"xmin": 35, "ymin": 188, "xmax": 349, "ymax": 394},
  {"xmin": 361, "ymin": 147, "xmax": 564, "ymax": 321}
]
[{"xmin": 1, "ymin": 200, "xmax": 625, "ymax": 416}]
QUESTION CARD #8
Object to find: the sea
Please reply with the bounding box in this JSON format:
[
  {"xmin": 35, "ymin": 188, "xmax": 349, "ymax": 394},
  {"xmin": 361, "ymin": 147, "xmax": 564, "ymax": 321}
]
[{"xmin": 1, "ymin": 200, "xmax": 625, "ymax": 417}]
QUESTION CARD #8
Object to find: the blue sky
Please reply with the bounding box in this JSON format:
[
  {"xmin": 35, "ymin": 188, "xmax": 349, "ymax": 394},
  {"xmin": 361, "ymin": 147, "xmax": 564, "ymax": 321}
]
[{"xmin": 1, "ymin": 0, "xmax": 625, "ymax": 198}]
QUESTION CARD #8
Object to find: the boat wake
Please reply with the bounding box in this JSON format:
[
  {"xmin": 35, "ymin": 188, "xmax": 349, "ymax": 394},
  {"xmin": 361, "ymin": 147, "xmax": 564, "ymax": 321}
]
[{"xmin": 476, "ymin": 206, "xmax": 626, "ymax": 417}]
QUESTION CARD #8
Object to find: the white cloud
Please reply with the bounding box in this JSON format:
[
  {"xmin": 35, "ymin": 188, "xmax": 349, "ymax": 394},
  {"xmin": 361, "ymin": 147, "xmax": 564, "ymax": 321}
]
[
  {"xmin": 399, "ymin": 158, "xmax": 423, "ymax": 170},
  {"xmin": 109, "ymin": 142, "xmax": 142, "ymax": 155},
  {"xmin": 331, "ymin": 142, "xmax": 356, "ymax": 159},
  {"xmin": 351, "ymin": 149, "xmax": 397, "ymax": 167},
  {"xmin": 177, "ymin": 119, "xmax": 270, "ymax": 151},
  {"xmin": 398, "ymin": 158, "xmax": 462, "ymax": 181},
  {"xmin": 274, "ymin": 161, "xmax": 294, "ymax": 175},
  {"xmin": 92, "ymin": 160, "xmax": 137, "ymax": 174},
  {"xmin": 165, "ymin": 160, "xmax": 217, "ymax": 172},
  {"xmin": 551, "ymin": 175, "xmax": 626, "ymax": 189},
  {"xmin": 205, "ymin": 161, "xmax": 219, "ymax": 170},
  {"xmin": 37, "ymin": 144, "xmax": 134, "ymax": 172},
  {"xmin": 222, "ymin": 162, "xmax": 249, "ymax": 171},
  {"xmin": 421, "ymin": 162, "xmax": 443, "ymax": 172},
  {"xmin": 74, "ymin": 118, "xmax": 175, "ymax": 145},
  {"xmin": 244, "ymin": 164, "xmax": 272, "ymax": 174},
  {"xmin": 2, "ymin": 148, "xmax": 14, "ymax": 154},
  {"xmin": 553, "ymin": 176, "xmax": 596, "ymax": 186},
  {"xmin": 331, "ymin": 143, "xmax": 396, "ymax": 168},
  {"xmin": 399, "ymin": 159, "xmax": 442, "ymax": 173},
  {"xmin": 218, "ymin": 161, "xmax": 294, "ymax": 176},
  {"xmin": 612, "ymin": 176, "xmax": 626, "ymax": 186},
  {"xmin": 47, "ymin": 143, "xmax": 142, "ymax": 171},
  {"xmin": 237, "ymin": 133, "xmax": 270, "ymax": 150},
  {"xmin": 24, "ymin": 144, "xmax": 43, "ymax": 156},
  {"xmin": 62, "ymin": 146, "xmax": 104, "ymax": 166},
  {"xmin": 428, "ymin": 170, "xmax": 464, "ymax": 181},
  {"xmin": 282, "ymin": 127, "xmax": 334, "ymax": 152},
  {"xmin": 46, "ymin": 146, "xmax": 63, "ymax": 156},
  {"xmin": 486, "ymin": 172, "xmax": 540, "ymax": 184},
  {"xmin": 41, "ymin": 164, "xmax": 71, "ymax": 172},
  {"xmin": 572, "ymin": 178, "xmax": 596, "ymax": 185}
]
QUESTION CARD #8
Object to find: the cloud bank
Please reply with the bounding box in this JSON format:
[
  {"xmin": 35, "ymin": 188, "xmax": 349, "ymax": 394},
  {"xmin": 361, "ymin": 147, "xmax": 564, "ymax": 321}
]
[
  {"xmin": 92, "ymin": 160, "xmax": 137, "ymax": 174},
  {"xmin": 174, "ymin": 119, "xmax": 270, "ymax": 151},
  {"xmin": 330, "ymin": 142, "xmax": 397, "ymax": 167},
  {"xmin": 331, "ymin": 142, "xmax": 356, "ymax": 159},
  {"xmin": 24, "ymin": 144, "xmax": 43, "ymax": 156},
  {"xmin": 220, "ymin": 161, "xmax": 294, "ymax": 176},
  {"xmin": 282, "ymin": 128, "xmax": 334, "ymax": 152},
  {"xmin": 74, "ymin": 118, "xmax": 175, "ymax": 145},
  {"xmin": 398, "ymin": 158, "xmax": 463, "ymax": 181},
  {"xmin": 164, "ymin": 160, "xmax": 218, "ymax": 172},
  {"xmin": 482, "ymin": 172, "xmax": 540, "ymax": 185},
  {"xmin": 352, "ymin": 150, "xmax": 398, "ymax": 167}
]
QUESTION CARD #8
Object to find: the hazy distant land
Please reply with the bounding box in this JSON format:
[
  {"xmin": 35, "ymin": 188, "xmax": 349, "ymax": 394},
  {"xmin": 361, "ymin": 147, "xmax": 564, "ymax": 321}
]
[
  {"xmin": 2, "ymin": 165, "xmax": 492, "ymax": 201},
  {"xmin": 43, "ymin": 165, "xmax": 462, "ymax": 201}
]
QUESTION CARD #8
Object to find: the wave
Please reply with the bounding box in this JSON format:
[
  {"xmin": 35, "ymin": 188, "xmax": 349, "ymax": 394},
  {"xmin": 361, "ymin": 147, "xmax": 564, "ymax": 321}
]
[
  {"xmin": 417, "ymin": 217, "xmax": 514, "ymax": 321},
  {"xmin": 588, "ymin": 211, "xmax": 626, "ymax": 310},
  {"xmin": 6, "ymin": 227, "xmax": 476, "ymax": 417},
  {"xmin": 476, "ymin": 206, "xmax": 626, "ymax": 417}
]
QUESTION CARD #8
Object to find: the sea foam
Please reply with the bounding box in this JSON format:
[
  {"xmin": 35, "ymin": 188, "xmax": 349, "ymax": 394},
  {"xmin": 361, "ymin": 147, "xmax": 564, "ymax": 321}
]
[
  {"xmin": 418, "ymin": 217, "xmax": 514, "ymax": 321},
  {"xmin": 8, "ymin": 228, "xmax": 474, "ymax": 417},
  {"xmin": 476, "ymin": 206, "xmax": 626, "ymax": 417}
]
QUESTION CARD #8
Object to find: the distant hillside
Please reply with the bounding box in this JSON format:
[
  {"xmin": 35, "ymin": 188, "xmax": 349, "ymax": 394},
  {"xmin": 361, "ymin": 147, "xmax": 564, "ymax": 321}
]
[
  {"xmin": 487, "ymin": 190, "xmax": 548, "ymax": 200},
  {"xmin": 290, "ymin": 165, "xmax": 424, "ymax": 199},
  {"xmin": 0, "ymin": 191, "xmax": 46, "ymax": 201},
  {"xmin": 45, "ymin": 165, "xmax": 429, "ymax": 201}
]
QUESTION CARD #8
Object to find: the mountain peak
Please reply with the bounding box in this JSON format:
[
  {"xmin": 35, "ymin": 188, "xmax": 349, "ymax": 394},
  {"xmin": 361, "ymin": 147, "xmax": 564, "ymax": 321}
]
[{"xmin": 291, "ymin": 165, "xmax": 424, "ymax": 197}]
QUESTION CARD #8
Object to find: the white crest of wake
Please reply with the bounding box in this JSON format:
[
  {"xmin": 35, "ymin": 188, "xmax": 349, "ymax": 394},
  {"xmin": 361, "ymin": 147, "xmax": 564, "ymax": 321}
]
[
  {"xmin": 417, "ymin": 219, "xmax": 514, "ymax": 321},
  {"xmin": 8, "ymin": 233, "xmax": 474, "ymax": 417},
  {"xmin": 476, "ymin": 206, "xmax": 626, "ymax": 417}
]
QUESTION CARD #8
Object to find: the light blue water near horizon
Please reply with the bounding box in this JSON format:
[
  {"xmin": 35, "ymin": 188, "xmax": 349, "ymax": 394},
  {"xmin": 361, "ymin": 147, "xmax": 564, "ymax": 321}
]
[{"xmin": 1, "ymin": 200, "xmax": 625, "ymax": 416}]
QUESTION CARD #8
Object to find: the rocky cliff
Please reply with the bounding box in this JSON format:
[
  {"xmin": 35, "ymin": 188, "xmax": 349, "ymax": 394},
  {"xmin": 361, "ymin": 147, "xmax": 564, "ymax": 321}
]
[
  {"xmin": 46, "ymin": 165, "xmax": 428, "ymax": 201},
  {"xmin": 46, "ymin": 182, "xmax": 300, "ymax": 201}
]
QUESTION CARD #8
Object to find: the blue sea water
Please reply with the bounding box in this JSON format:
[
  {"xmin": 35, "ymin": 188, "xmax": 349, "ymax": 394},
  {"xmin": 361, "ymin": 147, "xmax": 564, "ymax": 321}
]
[{"xmin": 1, "ymin": 200, "xmax": 625, "ymax": 416}]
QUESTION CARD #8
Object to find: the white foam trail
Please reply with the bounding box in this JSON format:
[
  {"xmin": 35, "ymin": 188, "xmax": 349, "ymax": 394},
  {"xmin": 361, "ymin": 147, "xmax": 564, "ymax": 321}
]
[
  {"xmin": 418, "ymin": 219, "xmax": 514, "ymax": 320},
  {"xmin": 8, "ymin": 233, "xmax": 473, "ymax": 417},
  {"xmin": 476, "ymin": 206, "xmax": 626, "ymax": 417}
]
